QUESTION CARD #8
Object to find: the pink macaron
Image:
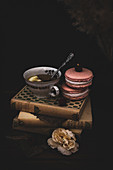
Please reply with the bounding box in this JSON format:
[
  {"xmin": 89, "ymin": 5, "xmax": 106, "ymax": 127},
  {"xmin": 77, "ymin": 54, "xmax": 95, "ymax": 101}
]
[
  {"xmin": 61, "ymin": 83, "xmax": 89, "ymax": 100},
  {"xmin": 65, "ymin": 66, "xmax": 93, "ymax": 88}
]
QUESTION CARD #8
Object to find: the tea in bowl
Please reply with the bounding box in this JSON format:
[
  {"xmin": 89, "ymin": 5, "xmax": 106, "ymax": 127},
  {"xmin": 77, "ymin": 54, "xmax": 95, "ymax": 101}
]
[{"xmin": 23, "ymin": 66, "xmax": 62, "ymax": 98}]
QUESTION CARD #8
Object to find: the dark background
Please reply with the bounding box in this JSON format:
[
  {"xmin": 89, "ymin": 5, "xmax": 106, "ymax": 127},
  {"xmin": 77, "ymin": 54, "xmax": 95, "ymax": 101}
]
[{"xmin": 1, "ymin": 0, "xmax": 113, "ymax": 169}]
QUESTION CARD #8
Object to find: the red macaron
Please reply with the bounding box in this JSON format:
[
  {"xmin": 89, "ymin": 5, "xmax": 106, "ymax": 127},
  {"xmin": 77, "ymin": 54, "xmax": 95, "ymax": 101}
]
[
  {"xmin": 61, "ymin": 83, "xmax": 89, "ymax": 100},
  {"xmin": 65, "ymin": 67, "xmax": 93, "ymax": 88}
]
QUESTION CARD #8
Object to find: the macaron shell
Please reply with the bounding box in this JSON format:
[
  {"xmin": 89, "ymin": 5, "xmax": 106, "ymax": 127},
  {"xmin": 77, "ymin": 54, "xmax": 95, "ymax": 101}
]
[
  {"xmin": 63, "ymin": 91, "xmax": 89, "ymax": 100},
  {"xmin": 62, "ymin": 83, "xmax": 88, "ymax": 93},
  {"xmin": 66, "ymin": 81, "xmax": 92, "ymax": 88},
  {"xmin": 65, "ymin": 68, "xmax": 93, "ymax": 82}
]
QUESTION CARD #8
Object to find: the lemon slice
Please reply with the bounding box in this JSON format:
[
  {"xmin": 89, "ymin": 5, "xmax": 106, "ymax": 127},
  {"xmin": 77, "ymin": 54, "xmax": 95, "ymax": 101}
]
[{"xmin": 28, "ymin": 76, "xmax": 41, "ymax": 82}]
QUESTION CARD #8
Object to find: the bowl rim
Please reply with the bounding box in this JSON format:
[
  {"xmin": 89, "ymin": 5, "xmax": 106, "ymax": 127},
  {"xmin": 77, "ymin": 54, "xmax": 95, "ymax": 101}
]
[{"xmin": 23, "ymin": 66, "xmax": 62, "ymax": 85}]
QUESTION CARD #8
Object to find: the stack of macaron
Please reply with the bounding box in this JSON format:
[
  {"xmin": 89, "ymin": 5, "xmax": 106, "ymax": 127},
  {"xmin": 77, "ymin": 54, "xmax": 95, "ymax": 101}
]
[{"xmin": 61, "ymin": 64, "xmax": 93, "ymax": 100}]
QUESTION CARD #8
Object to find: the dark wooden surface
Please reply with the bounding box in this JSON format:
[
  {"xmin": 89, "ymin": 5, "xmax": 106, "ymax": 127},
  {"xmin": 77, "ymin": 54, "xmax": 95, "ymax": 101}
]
[{"xmin": 1, "ymin": 1, "xmax": 113, "ymax": 169}]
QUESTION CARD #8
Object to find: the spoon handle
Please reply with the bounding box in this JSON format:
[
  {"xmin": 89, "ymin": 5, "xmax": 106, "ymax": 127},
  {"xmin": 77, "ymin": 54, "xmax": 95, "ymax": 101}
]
[{"xmin": 51, "ymin": 53, "xmax": 74, "ymax": 79}]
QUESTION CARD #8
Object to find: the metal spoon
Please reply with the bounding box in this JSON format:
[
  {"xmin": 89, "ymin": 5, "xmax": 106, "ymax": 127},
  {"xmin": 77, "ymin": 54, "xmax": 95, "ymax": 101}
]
[{"xmin": 51, "ymin": 52, "xmax": 74, "ymax": 79}]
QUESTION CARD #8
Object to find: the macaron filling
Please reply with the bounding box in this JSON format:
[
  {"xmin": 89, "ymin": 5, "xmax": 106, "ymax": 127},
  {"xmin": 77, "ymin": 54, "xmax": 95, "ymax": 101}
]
[{"xmin": 65, "ymin": 78, "xmax": 92, "ymax": 85}]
